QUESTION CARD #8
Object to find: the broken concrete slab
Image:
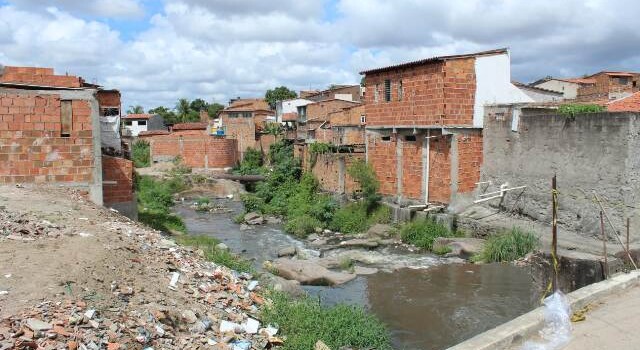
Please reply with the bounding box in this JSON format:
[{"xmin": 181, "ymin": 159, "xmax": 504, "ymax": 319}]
[
  {"xmin": 272, "ymin": 258, "xmax": 356, "ymax": 286},
  {"xmin": 26, "ymin": 318, "xmax": 52, "ymax": 331}
]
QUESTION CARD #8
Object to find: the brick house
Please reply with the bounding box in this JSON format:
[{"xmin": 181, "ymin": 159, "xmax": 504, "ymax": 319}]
[
  {"xmin": 122, "ymin": 113, "xmax": 166, "ymax": 137},
  {"xmin": 0, "ymin": 65, "xmax": 136, "ymax": 217},
  {"xmin": 327, "ymin": 104, "xmax": 366, "ymax": 146},
  {"xmin": 303, "ymin": 85, "xmax": 363, "ymax": 102},
  {"xmin": 219, "ymin": 98, "xmax": 274, "ymax": 159},
  {"xmin": 361, "ymin": 48, "xmax": 532, "ymax": 206},
  {"xmin": 576, "ymin": 71, "xmax": 640, "ymax": 102},
  {"xmin": 297, "ymin": 99, "xmax": 361, "ymax": 142},
  {"xmin": 139, "ymin": 122, "xmax": 237, "ymax": 169},
  {"xmin": 607, "ymin": 91, "xmax": 640, "ymax": 112},
  {"xmin": 530, "ymin": 77, "xmax": 594, "ymax": 99}
]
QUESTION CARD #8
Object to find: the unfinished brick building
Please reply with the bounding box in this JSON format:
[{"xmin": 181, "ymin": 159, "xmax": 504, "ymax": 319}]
[
  {"xmin": 0, "ymin": 65, "xmax": 135, "ymax": 217},
  {"xmin": 219, "ymin": 99, "xmax": 273, "ymax": 159},
  {"xmin": 576, "ymin": 71, "xmax": 640, "ymax": 102},
  {"xmin": 361, "ymin": 48, "xmax": 532, "ymax": 206}
]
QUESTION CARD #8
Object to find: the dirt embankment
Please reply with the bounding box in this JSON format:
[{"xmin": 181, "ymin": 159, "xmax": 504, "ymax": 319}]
[{"xmin": 0, "ymin": 185, "xmax": 277, "ymax": 349}]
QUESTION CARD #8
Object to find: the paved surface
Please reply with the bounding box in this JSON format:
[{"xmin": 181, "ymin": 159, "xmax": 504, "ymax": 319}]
[{"xmin": 563, "ymin": 286, "xmax": 640, "ymax": 349}]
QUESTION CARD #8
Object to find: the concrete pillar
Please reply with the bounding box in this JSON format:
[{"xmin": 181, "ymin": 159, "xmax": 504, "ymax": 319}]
[
  {"xmin": 449, "ymin": 133, "xmax": 459, "ymax": 203},
  {"xmin": 396, "ymin": 134, "xmax": 403, "ymax": 203},
  {"xmin": 421, "ymin": 133, "xmax": 429, "ymax": 204},
  {"xmin": 365, "ymin": 131, "xmax": 369, "ymax": 162},
  {"xmin": 88, "ymin": 92, "xmax": 103, "ymax": 206},
  {"xmin": 338, "ymin": 156, "xmax": 346, "ymax": 194}
]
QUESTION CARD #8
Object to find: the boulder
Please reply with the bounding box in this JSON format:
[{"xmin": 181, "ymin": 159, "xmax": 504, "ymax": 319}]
[
  {"xmin": 261, "ymin": 274, "xmax": 305, "ymax": 297},
  {"xmin": 215, "ymin": 243, "xmax": 229, "ymax": 251},
  {"xmin": 366, "ymin": 224, "xmax": 394, "ymax": 238},
  {"xmin": 433, "ymin": 237, "xmax": 485, "ymax": 259},
  {"xmin": 353, "ymin": 266, "xmax": 379, "ymax": 275},
  {"xmin": 277, "ymin": 246, "xmax": 297, "ymax": 257},
  {"xmin": 272, "ymin": 258, "xmax": 356, "ymax": 286},
  {"xmin": 244, "ymin": 212, "xmax": 264, "ymax": 225},
  {"xmin": 339, "ymin": 238, "xmax": 379, "ymax": 249},
  {"xmin": 265, "ymin": 216, "xmax": 282, "ymax": 224}
]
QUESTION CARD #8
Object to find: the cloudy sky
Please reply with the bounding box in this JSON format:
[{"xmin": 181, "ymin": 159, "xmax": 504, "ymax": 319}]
[{"xmin": 1, "ymin": 0, "xmax": 639, "ymax": 110}]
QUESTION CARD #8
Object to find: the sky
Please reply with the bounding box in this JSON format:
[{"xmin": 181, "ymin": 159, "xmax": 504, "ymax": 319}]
[{"xmin": 1, "ymin": 0, "xmax": 639, "ymax": 110}]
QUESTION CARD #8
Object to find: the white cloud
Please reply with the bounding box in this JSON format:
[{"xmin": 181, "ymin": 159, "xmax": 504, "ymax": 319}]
[
  {"xmin": 7, "ymin": 0, "xmax": 145, "ymax": 18},
  {"xmin": 1, "ymin": 0, "xmax": 640, "ymax": 109}
]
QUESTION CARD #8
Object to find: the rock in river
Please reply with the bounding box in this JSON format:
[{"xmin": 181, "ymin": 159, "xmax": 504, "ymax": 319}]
[
  {"xmin": 433, "ymin": 237, "xmax": 485, "ymax": 259},
  {"xmin": 277, "ymin": 246, "xmax": 297, "ymax": 257},
  {"xmin": 244, "ymin": 212, "xmax": 264, "ymax": 225},
  {"xmin": 272, "ymin": 258, "xmax": 356, "ymax": 286}
]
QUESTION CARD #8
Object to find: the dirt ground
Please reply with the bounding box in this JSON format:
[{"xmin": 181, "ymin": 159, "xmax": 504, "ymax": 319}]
[{"xmin": 0, "ymin": 185, "xmax": 275, "ymax": 349}]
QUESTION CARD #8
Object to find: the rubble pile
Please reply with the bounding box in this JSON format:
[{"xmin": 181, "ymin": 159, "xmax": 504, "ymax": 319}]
[
  {"xmin": 0, "ymin": 209, "xmax": 65, "ymax": 241},
  {"xmin": 0, "ymin": 188, "xmax": 284, "ymax": 350}
]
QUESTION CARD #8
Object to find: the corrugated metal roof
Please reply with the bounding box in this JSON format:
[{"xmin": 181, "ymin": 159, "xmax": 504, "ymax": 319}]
[{"xmin": 359, "ymin": 48, "xmax": 508, "ymax": 75}]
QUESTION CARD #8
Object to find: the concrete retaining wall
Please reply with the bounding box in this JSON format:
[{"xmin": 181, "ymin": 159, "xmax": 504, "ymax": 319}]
[{"xmin": 481, "ymin": 110, "xmax": 640, "ymax": 239}]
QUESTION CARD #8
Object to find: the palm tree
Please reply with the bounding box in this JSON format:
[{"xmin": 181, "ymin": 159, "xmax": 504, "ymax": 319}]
[
  {"xmin": 127, "ymin": 105, "xmax": 144, "ymax": 114},
  {"xmin": 176, "ymin": 98, "xmax": 191, "ymax": 122}
]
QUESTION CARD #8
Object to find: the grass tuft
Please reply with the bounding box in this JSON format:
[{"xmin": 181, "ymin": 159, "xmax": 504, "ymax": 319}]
[
  {"xmin": 399, "ymin": 218, "xmax": 457, "ymax": 250},
  {"xmin": 473, "ymin": 227, "xmax": 539, "ymax": 262},
  {"xmin": 175, "ymin": 235, "xmax": 253, "ymax": 273},
  {"xmin": 261, "ymin": 291, "xmax": 391, "ymax": 350},
  {"xmin": 135, "ymin": 175, "xmax": 187, "ymax": 233}
]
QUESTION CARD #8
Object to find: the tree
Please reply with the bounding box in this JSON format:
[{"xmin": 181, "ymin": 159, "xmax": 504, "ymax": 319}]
[
  {"xmin": 207, "ymin": 102, "xmax": 225, "ymax": 119},
  {"xmin": 148, "ymin": 106, "xmax": 178, "ymax": 124},
  {"xmin": 127, "ymin": 105, "xmax": 144, "ymax": 114},
  {"xmin": 176, "ymin": 98, "xmax": 199, "ymax": 123},
  {"xmin": 189, "ymin": 98, "xmax": 208, "ymax": 112},
  {"xmin": 265, "ymin": 86, "xmax": 297, "ymax": 109}
]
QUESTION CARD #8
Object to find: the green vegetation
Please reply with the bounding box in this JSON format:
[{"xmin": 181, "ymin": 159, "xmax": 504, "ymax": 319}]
[
  {"xmin": 473, "ymin": 227, "xmax": 539, "ymax": 263},
  {"xmin": 265, "ymin": 86, "xmax": 297, "ymax": 109},
  {"xmin": 148, "ymin": 98, "xmax": 225, "ymax": 124},
  {"xmin": 132, "ymin": 140, "xmax": 151, "ymax": 168},
  {"xmin": 432, "ymin": 245, "xmax": 452, "ymax": 256},
  {"xmin": 558, "ymin": 103, "xmax": 604, "ymax": 117},
  {"xmin": 126, "ymin": 105, "xmax": 144, "ymax": 114},
  {"xmin": 233, "ymin": 148, "xmax": 264, "ymax": 175},
  {"xmin": 261, "ymin": 291, "xmax": 391, "ymax": 350},
  {"xmin": 239, "ymin": 140, "xmax": 391, "ymax": 236},
  {"xmin": 136, "ymin": 175, "xmax": 187, "ymax": 233},
  {"xmin": 399, "ymin": 218, "xmax": 459, "ymax": 250},
  {"xmin": 175, "ymin": 234, "xmax": 252, "ymax": 273}
]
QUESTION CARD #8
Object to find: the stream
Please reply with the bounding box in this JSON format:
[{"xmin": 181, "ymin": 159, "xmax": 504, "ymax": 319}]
[{"xmin": 174, "ymin": 197, "xmax": 539, "ymax": 350}]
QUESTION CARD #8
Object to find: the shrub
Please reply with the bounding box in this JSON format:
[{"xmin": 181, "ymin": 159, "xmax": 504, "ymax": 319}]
[
  {"xmin": 135, "ymin": 175, "xmax": 188, "ymax": 233},
  {"xmin": 347, "ymin": 160, "xmax": 381, "ymax": 212},
  {"xmin": 558, "ymin": 104, "xmax": 604, "ymax": 117},
  {"xmin": 175, "ymin": 235, "xmax": 252, "ymax": 272},
  {"xmin": 132, "ymin": 140, "xmax": 150, "ymax": 168},
  {"xmin": 368, "ymin": 204, "xmax": 392, "ymax": 225},
  {"xmin": 261, "ymin": 291, "xmax": 391, "ymax": 350},
  {"xmin": 234, "ymin": 148, "xmax": 264, "ymax": 175},
  {"xmin": 399, "ymin": 218, "xmax": 453, "ymax": 250},
  {"xmin": 330, "ymin": 202, "xmax": 369, "ymax": 234},
  {"xmin": 474, "ymin": 227, "xmax": 539, "ymax": 263},
  {"xmin": 284, "ymin": 214, "xmax": 322, "ymax": 238}
]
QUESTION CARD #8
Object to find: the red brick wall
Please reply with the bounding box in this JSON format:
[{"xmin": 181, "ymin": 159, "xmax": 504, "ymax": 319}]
[
  {"xmin": 0, "ymin": 66, "xmax": 82, "ymax": 88},
  {"xmin": 328, "ymin": 104, "xmax": 365, "ymax": 126},
  {"xmin": 306, "ymin": 100, "xmax": 361, "ymax": 122},
  {"xmin": 365, "ymin": 62, "xmax": 445, "ymax": 126},
  {"xmin": 0, "ymin": 93, "xmax": 95, "ymax": 184},
  {"xmin": 306, "ymin": 152, "xmax": 364, "ymax": 194},
  {"xmin": 456, "ymin": 130, "xmax": 483, "ymax": 193},
  {"xmin": 428, "ymin": 134, "xmax": 452, "ymax": 203},
  {"xmin": 364, "ymin": 58, "xmax": 476, "ymax": 127},
  {"xmin": 221, "ymin": 115, "xmax": 256, "ymax": 158},
  {"xmin": 102, "ymin": 155, "xmax": 133, "ymax": 204},
  {"xmin": 148, "ymin": 135, "xmax": 237, "ymax": 168},
  {"xmin": 401, "ymin": 137, "xmax": 423, "ymax": 199},
  {"xmin": 577, "ymin": 73, "xmax": 640, "ymax": 102},
  {"xmin": 96, "ymin": 90, "xmax": 120, "ymax": 108},
  {"xmin": 366, "ymin": 133, "xmax": 397, "ymax": 197}
]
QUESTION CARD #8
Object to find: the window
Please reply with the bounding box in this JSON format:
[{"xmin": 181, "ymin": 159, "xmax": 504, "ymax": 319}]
[
  {"xmin": 384, "ymin": 79, "xmax": 391, "ymax": 102},
  {"xmin": 634, "ymin": 81, "xmax": 637, "ymax": 88},
  {"xmin": 138, "ymin": 120, "xmax": 147, "ymax": 126},
  {"xmin": 398, "ymin": 80, "xmax": 403, "ymax": 101},
  {"xmin": 60, "ymin": 100, "xmax": 72, "ymax": 137},
  {"xmin": 404, "ymin": 135, "xmax": 416, "ymax": 142},
  {"xmin": 242, "ymin": 112, "xmax": 252, "ymax": 118},
  {"xmin": 381, "ymin": 135, "xmax": 391, "ymax": 142},
  {"xmin": 100, "ymin": 107, "xmax": 120, "ymax": 116},
  {"xmin": 374, "ymin": 84, "xmax": 379, "ymax": 102},
  {"xmin": 616, "ymin": 77, "xmax": 629, "ymax": 85},
  {"xmin": 124, "ymin": 120, "xmax": 132, "ymax": 126},
  {"xmin": 360, "ymin": 114, "xmax": 366, "ymax": 124},
  {"xmin": 298, "ymin": 106, "xmax": 307, "ymax": 121}
]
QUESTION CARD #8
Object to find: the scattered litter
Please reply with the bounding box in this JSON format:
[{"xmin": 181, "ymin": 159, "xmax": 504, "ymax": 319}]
[
  {"xmin": 168, "ymin": 272, "xmax": 180, "ymax": 290},
  {"xmin": 263, "ymin": 325, "xmax": 278, "ymax": 337},
  {"xmin": 521, "ymin": 291, "xmax": 572, "ymax": 350},
  {"xmin": 247, "ymin": 280, "xmax": 259, "ymax": 291},
  {"xmin": 242, "ymin": 318, "xmax": 260, "ymax": 334},
  {"xmin": 84, "ymin": 309, "xmax": 96, "ymax": 319},
  {"xmin": 0, "ymin": 290, "xmax": 8, "ymax": 295},
  {"xmin": 77, "ymin": 232, "xmax": 92, "ymax": 237},
  {"xmin": 230, "ymin": 339, "xmax": 251, "ymax": 350},
  {"xmin": 4, "ymin": 273, "xmax": 11, "ymax": 278},
  {"xmin": 220, "ymin": 320, "xmax": 242, "ymax": 333}
]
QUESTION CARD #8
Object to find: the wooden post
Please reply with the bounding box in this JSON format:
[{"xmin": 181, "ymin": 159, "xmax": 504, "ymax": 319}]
[
  {"xmin": 552, "ymin": 175, "xmax": 558, "ymax": 291},
  {"xmin": 626, "ymin": 218, "xmax": 630, "ymax": 254},
  {"xmin": 601, "ymin": 211, "xmax": 608, "ymax": 279}
]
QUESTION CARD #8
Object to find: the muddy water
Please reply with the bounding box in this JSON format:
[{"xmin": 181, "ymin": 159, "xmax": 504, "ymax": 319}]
[{"xmin": 174, "ymin": 198, "xmax": 538, "ymax": 350}]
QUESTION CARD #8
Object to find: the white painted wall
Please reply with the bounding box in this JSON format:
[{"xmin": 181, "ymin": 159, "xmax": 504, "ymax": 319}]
[
  {"xmin": 517, "ymin": 86, "xmax": 564, "ymax": 102},
  {"xmin": 473, "ymin": 53, "xmax": 533, "ymax": 127},
  {"xmin": 534, "ymin": 80, "xmax": 580, "ymax": 99},
  {"xmin": 276, "ymin": 98, "xmax": 314, "ymax": 122},
  {"xmin": 123, "ymin": 119, "xmax": 148, "ymax": 136}
]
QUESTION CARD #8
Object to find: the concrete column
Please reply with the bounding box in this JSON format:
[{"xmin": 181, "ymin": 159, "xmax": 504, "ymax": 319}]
[
  {"xmin": 396, "ymin": 134, "xmax": 403, "ymax": 203},
  {"xmin": 421, "ymin": 132, "xmax": 429, "ymax": 204},
  {"xmin": 338, "ymin": 156, "xmax": 346, "ymax": 194},
  {"xmin": 365, "ymin": 130, "xmax": 369, "ymax": 162},
  {"xmin": 88, "ymin": 91, "xmax": 103, "ymax": 206},
  {"xmin": 449, "ymin": 133, "xmax": 459, "ymax": 203}
]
